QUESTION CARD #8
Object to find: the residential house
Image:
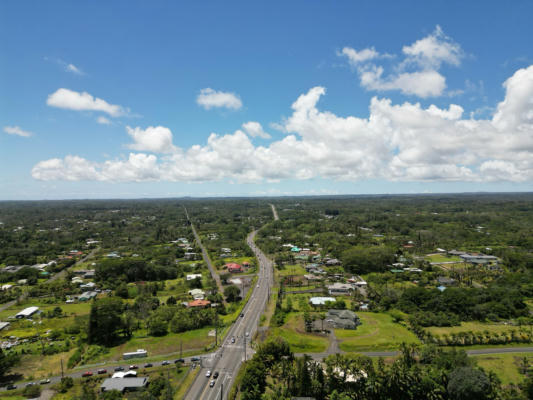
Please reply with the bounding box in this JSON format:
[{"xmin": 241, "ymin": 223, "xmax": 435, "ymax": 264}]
[
  {"xmin": 226, "ymin": 263, "xmax": 243, "ymax": 273},
  {"xmin": 187, "ymin": 299, "xmax": 211, "ymax": 308},
  {"xmin": 79, "ymin": 291, "xmax": 98, "ymax": 301},
  {"xmin": 188, "ymin": 288, "xmax": 205, "ymax": 300},
  {"xmin": 309, "ymin": 297, "xmax": 336, "ymax": 306},
  {"xmin": 101, "ymin": 377, "xmax": 149, "ymax": 393},
  {"xmin": 186, "ymin": 274, "xmax": 202, "ymax": 281},
  {"xmin": 326, "ymin": 309, "xmax": 360, "ymax": 329},
  {"xmin": 327, "ymin": 283, "xmax": 354, "ymax": 296},
  {"xmin": 15, "ymin": 307, "xmax": 39, "ymax": 319}
]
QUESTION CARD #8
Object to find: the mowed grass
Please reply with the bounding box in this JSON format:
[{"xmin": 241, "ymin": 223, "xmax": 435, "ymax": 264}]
[
  {"xmin": 270, "ymin": 313, "xmax": 328, "ymax": 353},
  {"xmin": 426, "ymin": 322, "xmax": 532, "ymax": 336},
  {"xmin": 91, "ymin": 327, "xmax": 216, "ymax": 363},
  {"xmin": 425, "ymin": 254, "xmax": 462, "ymax": 263},
  {"xmin": 336, "ymin": 312, "xmax": 420, "ymax": 352},
  {"xmin": 473, "ymin": 353, "xmax": 532, "ymax": 385},
  {"xmin": 277, "ymin": 264, "xmax": 306, "ymax": 276}
]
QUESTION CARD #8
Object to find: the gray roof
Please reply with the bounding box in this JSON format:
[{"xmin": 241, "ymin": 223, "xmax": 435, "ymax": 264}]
[{"xmin": 101, "ymin": 377, "xmax": 148, "ymax": 392}]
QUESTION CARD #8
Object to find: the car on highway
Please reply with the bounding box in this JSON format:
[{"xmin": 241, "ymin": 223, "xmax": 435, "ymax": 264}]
[
  {"xmin": 256, "ymin": 284, "xmax": 259, "ymax": 288},
  {"xmin": 213, "ymin": 371, "xmax": 219, "ymax": 379},
  {"xmin": 191, "ymin": 357, "xmax": 200, "ymax": 362},
  {"xmin": 129, "ymin": 365, "xmax": 138, "ymax": 370},
  {"xmin": 5, "ymin": 384, "xmax": 16, "ymax": 390},
  {"xmin": 161, "ymin": 360, "xmax": 170, "ymax": 365},
  {"xmin": 114, "ymin": 366, "xmax": 124, "ymax": 371},
  {"xmin": 97, "ymin": 368, "xmax": 107, "ymax": 374},
  {"xmin": 231, "ymin": 337, "xmax": 235, "ymax": 343},
  {"xmin": 174, "ymin": 358, "xmax": 185, "ymax": 364},
  {"xmin": 40, "ymin": 379, "xmax": 51, "ymax": 384},
  {"xmin": 240, "ymin": 313, "xmax": 244, "ymax": 317},
  {"xmin": 209, "ymin": 379, "xmax": 216, "ymax": 387},
  {"xmin": 82, "ymin": 371, "xmax": 93, "ymax": 377},
  {"xmin": 245, "ymin": 332, "xmax": 249, "ymax": 337},
  {"xmin": 144, "ymin": 363, "xmax": 153, "ymax": 368},
  {"xmin": 206, "ymin": 370, "xmax": 211, "ymax": 377}
]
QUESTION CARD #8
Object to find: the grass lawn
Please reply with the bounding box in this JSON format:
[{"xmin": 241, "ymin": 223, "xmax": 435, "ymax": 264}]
[
  {"xmin": 473, "ymin": 353, "xmax": 531, "ymax": 385},
  {"xmin": 336, "ymin": 312, "xmax": 420, "ymax": 352},
  {"xmin": 175, "ymin": 366, "xmax": 201, "ymax": 399},
  {"xmin": 426, "ymin": 322, "xmax": 533, "ymax": 336},
  {"xmin": 10, "ymin": 348, "xmax": 78, "ymax": 380},
  {"xmin": 90, "ymin": 328, "xmax": 217, "ymax": 364},
  {"xmin": 270, "ymin": 313, "xmax": 328, "ymax": 353},
  {"xmin": 277, "ymin": 264, "xmax": 306, "ymax": 276},
  {"xmin": 425, "ymin": 254, "xmax": 462, "ymax": 263}
]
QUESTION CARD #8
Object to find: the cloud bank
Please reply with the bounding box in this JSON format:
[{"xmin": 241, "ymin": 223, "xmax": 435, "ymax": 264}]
[
  {"xmin": 47, "ymin": 88, "xmax": 127, "ymax": 117},
  {"xmin": 340, "ymin": 25, "xmax": 464, "ymax": 98},
  {"xmin": 32, "ymin": 65, "xmax": 533, "ymax": 184}
]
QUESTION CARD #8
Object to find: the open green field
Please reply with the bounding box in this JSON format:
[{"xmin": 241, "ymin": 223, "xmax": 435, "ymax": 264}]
[
  {"xmin": 473, "ymin": 353, "xmax": 531, "ymax": 385},
  {"xmin": 277, "ymin": 264, "xmax": 306, "ymax": 276},
  {"xmin": 425, "ymin": 254, "xmax": 462, "ymax": 263},
  {"xmin": 270, "ymin": 313, "xmax": 329, "ymax": 353},
  {"xmin": 336, "ymin": 312, "xmax": 420, "ymax": 352},
  {"xmin": 90, "ymin": 327, "xmax": 217, "ymax": 364},
  {"xmin": 426, "ymin": 321, "xmax": 532, "ymax": 336}
]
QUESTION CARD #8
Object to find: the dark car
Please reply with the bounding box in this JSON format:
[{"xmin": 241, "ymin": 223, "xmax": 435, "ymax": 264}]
[
  {"xmin": 174, "ymin": 358, "xmax": 185, "ymax": 364},
  {"xmin": 144, "ymin": 363, "xmax": 153, "ymax": 368},
  {"xmin": 6, "ymin": 384, "xmax": 16, "ymax": 390},
  {"xmin": 114, "ymin": 366, "xmax": 125, "ymax": 372},
  {"xmin": 97, "ymin": 368, "xmax": 107, "ymax": 374},
  {"xmin": 240, "ymin": 313, "xmax": 244, "ymax": 317},
  {"xmin": 213, "ymin": 371, "xmax": 219, "ymax": 379},
  {"xmin": 82, "ymin": 371, "xmax": 93, "ymax": 377},
  {"xmin": 191, "ymin": 357, "xmax": 200, "ymax": 362},
  {"xmin": 209, "ymin": 379, "xmax": 216, "ymax": 387},
  {"xmin": 129, "ymin": 365, "xmax": 138, "ymax": 370}
]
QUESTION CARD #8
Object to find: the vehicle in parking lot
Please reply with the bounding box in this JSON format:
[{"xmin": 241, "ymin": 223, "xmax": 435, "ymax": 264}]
[
  {"xmin": 40, "ymin": 379, "xmax": 51, "ymax": 384},
  {"xmin": 114, "ymin": 366, "xmax": 124, "ymax": 372},
  {"xmin": 97, "ymin": 368, "xmax": 107, "ymax": 374},
  {"xmin": 213, "ymin": 371, "xmax": 219, "ymax": 379},
  {"xmin": 82, "ymin": 371, "xmax": 93, "ymax": 377},
  {"xmin": 206, "ymin": 370, "xmax": 211, "ymax": 377},
  {"xmin": 209, "ymin": 379, "xmax": 216, "ymax": 387},
  {"xmin": 161, "ymin": 360, "xmax": 170, "ymax": 365},
  {"xmin": 6, "ymin": 384, "xmax": 16, "ymax": 390},
  {"xmin": 144, "ymin": 363, "xmax": 153, "ymax": 368}
]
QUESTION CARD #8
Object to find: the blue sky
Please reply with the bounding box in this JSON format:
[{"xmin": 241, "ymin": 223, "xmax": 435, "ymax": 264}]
[{"xmin": 1, "ymin": 0, "xmax": 532, "ymax": 199}]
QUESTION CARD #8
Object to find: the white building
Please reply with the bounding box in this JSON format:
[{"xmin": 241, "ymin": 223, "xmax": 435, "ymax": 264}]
[
  {"xmin": 309, "ymin": 297, "xmax": 336, "ymax": 306},
  {"xmin": 15, "ymin": 306, "xmax": 39, "ymax": 319}
]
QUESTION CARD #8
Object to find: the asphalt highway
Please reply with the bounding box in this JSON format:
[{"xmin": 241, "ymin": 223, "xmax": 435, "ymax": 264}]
[{"xmin": 184, "ymin": 230, "xmax": 273, "ymax": 400}]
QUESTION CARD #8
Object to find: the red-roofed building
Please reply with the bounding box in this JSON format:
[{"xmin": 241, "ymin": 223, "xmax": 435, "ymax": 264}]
[
  {"xmin": 187, "ymin": 299, "xmax": 211, "ymax": 308},
  {"xmin": 225, "ymin": 263, "xmax": 243, "ymax": 273},
  {"xmin": 242, "ymin": 261, "xmax": 250, "ymax": 267}
]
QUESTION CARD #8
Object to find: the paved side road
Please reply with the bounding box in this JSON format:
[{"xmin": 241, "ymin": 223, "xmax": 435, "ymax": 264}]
[
  {"xmin": 297, "ymin": 347, "xmax": 533, "ymax": 361},
  {"xmin": 184, "ymin": 207, "xmax": 226, "ymax": 306}
]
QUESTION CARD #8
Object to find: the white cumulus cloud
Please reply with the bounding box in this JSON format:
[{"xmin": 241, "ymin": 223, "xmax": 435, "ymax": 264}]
[
  {"xmin": 339, "ymin": 26, "xmax": 464, "ymax": 98},
  {"xmin": 3, "ymin": 125, "xmax": 32, "ymax": 137},
  {"xmin": 32, "ymin": 66, "xmax": 533, "ymax": 184},
  {"xmin": 242, "ymin": 121, "xmax": 271, "ymax": 139},
  {"xmin": 126, "ymin": 126, "xmax": 177, "ymax": 154},
  {"xmin": 196, "ymin": 88, "xmax": 242, "ymax": 110},
  {"xmin": 47, "ymin": 88, "xmax": 127, "ymax": 117}
]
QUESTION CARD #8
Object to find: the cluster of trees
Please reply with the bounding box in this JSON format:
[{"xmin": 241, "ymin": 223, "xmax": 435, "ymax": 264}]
[
  {"xmin": 373, "ymin": 286, "xmax": 528, "ymax": 323},
  {"xmin": 96, "ymin": 258, "xmax": 178, "ymax": 286},
  {"xmin": 234, "ymin": 339, "xmax": 527, "ymax": 400}
]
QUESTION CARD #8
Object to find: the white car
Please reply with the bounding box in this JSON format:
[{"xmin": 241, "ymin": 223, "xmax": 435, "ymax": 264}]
[{"xmin": 206, "ymin": 370, "xmax": 211, "ymax": 377}]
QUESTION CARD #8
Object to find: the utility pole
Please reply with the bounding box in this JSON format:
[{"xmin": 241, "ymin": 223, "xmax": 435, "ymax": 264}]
[
  {"xmin": 220, "ymin": 382, "xmax": 223, "ymax": 400},
  {"xmin": 60, "ymin": 359, "xmax": 64, "ymax": 379},
  {"xmin": 243, "ymin": 335, "xmax": 246, "ymax": 361},
  {"xmin": 180, "ymin": 341, "xmax": 183, "ymax": 358}
]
